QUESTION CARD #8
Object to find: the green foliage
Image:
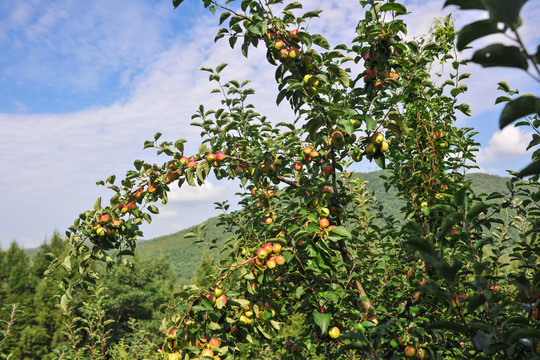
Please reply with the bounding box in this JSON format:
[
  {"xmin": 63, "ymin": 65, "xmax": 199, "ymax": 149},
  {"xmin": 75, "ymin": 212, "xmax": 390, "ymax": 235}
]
[{"xmin": 42, "ymin": 0, "xmax": 540, "ymax": 359}]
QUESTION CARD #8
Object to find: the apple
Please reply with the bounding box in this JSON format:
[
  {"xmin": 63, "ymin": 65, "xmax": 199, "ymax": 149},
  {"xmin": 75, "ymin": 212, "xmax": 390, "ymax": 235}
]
[
  {"xmin": 265, "ymin": 217, "xmax": 273, "ymax": 225},
  {"xmin": 148, "ymin": 184, "xmax": 156, "ymax": 193},
  {"xmin": 188, "ymin": 160, "xmax": 197, "ymax": 168},
  {"xmin": 272, "ymin": 243, "xmax": 282, "ymax": 253},
  {"xmin": 293, "ymin": 161, "xmax": 303, "ymax": 171},
  {"xmin": 217, "ymin": 294, "xmax": 227, "ymax": 305},
  {"xmin": 213, "ymin": 287, "xmax": 222, "ymax": 297},
  {"xmin": 205, "ymin": 293, "xmax": 216, "ymax": 304},
  {"xmin": 303, "ymin": 54, "xmax": 312, "ymax": 65},
  {"xmin": 134, "ymin": 188, "xmax": 144, "ymax": 199},
  {"xmin": 380, "ymin": 140, "xmax": 389, "ymax": 152},
  {"xmin": 265, "ymin": 163, "xmax": 276, "ymax": 174},
  {"xmin": 209, "ymin": 338, "xmax": 220, "ymax": 349},
  {"xmin": 303, "ymin": 74, "xmax": 313, "ymax": 84},
  {"xmin": 275, "ymin": 255, "xmax": 285, "ymax": 265},
  {"xmin": 275, "ymin": 39, "xmax": 285, "ymax": 50},
  {"xmin": 280, "ymin": 48, "xmax": 289, "ymax": 58},
  {"xmin": 262, "ymin": 243, "xmax": 274, "ymax": 253},
  {"xmin": 235, "ymin": 166, "xmax": 244, "ymax": 174},
  {"xmin": 322, "ymin": 165, "xmax": 333, "ymax": 177},
  {"xmin": 330, "ymin": 131, "xmax": 345, "ymax": 149},
  {"xmin": 372, "ymin": 132, "xmax": 384, "ymax": 144},
  {"xmin": 239, "ymin": 315, "xmax": 251, "ymax": 326},
  {"xmin": 388, "ymin": 72, "xmax": 400, "ymax": 79},
  {"xmin": 328, "ymin": 326, "xmax": 340, "ymax": 339},
  {"xmin": 290, "ymin": 29, "xmax": 299, "ymax": 37},
  {"xmin": 365, "ymin": 68, "xmax": 375, "ymax": 79},
  {"xmin": 257, "ymin": 248, "xmax": 268, "ymax": 260},
  {"xmin": 435, "ymin": 130, "xmax": 444, "ymax": 138},
  {"xmin": 96, "ymin": 227, "xmax": 106, "ymax": 237},
  {"xmin": 168, "ymin": 353, "xmax": 181, "ymax": 360},
  {"xmin": 303, "ymin": 146, "xmax": 313, "ymax": 155},
  {"xmin": 288, "ymin": 47, "xmax": 300, "ymax": 58},
  {"xmin": 206, "ymin": 153, "xmax": 216, "ymax": 161},
  {"xmin": 319, "ymin": 218, "xmax": 330, "ymax": 228},
  {"xmin": 201, "ymin": 348, "xmax": 214, "ymax": 358},
  {"xmin": 407, "ymin": 269, "xmax": 415, "ymax": 279},
  {"xmin": 365, "ymin": 143, "xmax": 377, "ymax": 155},
  {"xmin": 439, "ymin": 141, "xmax": 448, "ymax": 148},
  {"xmin": 215, "ymin": 152, "xmax": 226, "ymax": 161},
  {"xmin": 179, "ymin": 156, "xmax": 189, "ymax": 165},
  {"xmin": 417, "ymin": 348, "xmax": 427, "ymax": 359},
  {"xmin": 98, "ymin": 214, "xmax": 109, "ymax": 224},
  {"xmin": 267, "ymin": 258, "xmax": 277, "ymax": 269},
  {"xmin": 111, "ymin": 219, "xmax": 121, "ymax": 226},
  {"xmin": 404, "ymin": 346, "xmax": 416, "ymax": 357},
  {"xmin": 319, "ymin": 207, "xmax": 330, "ymax": 218}
]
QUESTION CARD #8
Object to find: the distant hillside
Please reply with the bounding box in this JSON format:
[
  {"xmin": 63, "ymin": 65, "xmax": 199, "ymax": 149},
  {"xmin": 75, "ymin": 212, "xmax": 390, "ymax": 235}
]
[{"xmin": 136, "ymin": 171, "xmax": 515, "ymax": 282}]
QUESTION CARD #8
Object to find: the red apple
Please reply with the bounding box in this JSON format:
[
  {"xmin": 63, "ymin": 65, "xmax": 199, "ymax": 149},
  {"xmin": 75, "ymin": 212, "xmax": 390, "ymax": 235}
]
[
  {"xmin": 322, "ymin": 165, "xmax": 333, "ymax": 177},
  {"xmin": 179, "ymin": 156, "xmax": 189, "ymax": 165},
  {"xmin": 404, "ymin": 346, "xmax": 415, "ymax": 357},
  {"xmin": 188, "ymin": 160, "xmax": 197, "ymax": 168},
  {"xmin": 319, "ymin": 218, "xmax": 330, "ymax": 228},
  {"xmin": 275, "ymin": 255, "xmax": 285, "ymax": 265},
  {"xmin": 209, "ymin": 338, "xmax": 220, "ymax": 349},
  {"xmin": 257, "ymin": 248, "xmax": 268, "ymax": 260},
  {"xmin": 272, "ymin": 243, "xmax": 282, "ymax": 254},
  {"xmin": 265, "ymin": 217, "xmax": 273, "ymax": 225},
  {"xmin": 293, "ymin": 161, "xmax": 303, "ymax": 171},
  {"xmin": 217, "ymin": 294, "xmax": 227, "ymax": 305},
  {"xmin": 288, "ymin": 47, "xmax": 300, "ymax": 58},
  {"xmin": 267, "ymin": 258, "xmax": 276, "ymax": 269},
  {"xmin": 280, "ymin": 48, "xmax": 289, "ymax": 58},
  {"xmin": 215, "ymin": 152, "xmax": 226, "ymax": 161},
  {"xmin": 275, "ymin": 39, "xmax": 285, "ymax": 50},
  {"xmin": 98, "ymin": 214, "xmax": 109, "ymax": 224}
]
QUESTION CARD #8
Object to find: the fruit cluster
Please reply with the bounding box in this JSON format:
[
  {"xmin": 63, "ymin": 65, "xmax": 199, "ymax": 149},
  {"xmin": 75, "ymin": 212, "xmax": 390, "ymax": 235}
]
[
  {"xmin": 364, "ymin": 132, "xmax": 389, "ymax": 160},
  {"xmin": 254, "ymin": 243, "xmax": 285, "ymax": 270}
]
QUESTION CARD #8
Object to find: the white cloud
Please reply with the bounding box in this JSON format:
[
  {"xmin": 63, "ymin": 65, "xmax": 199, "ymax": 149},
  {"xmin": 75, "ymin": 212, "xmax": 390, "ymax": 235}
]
[
  {"xmin": 477, "ymin": 126, "xmax": 533, "ymax": 164},
  {"xmin": 168, "ymin": 181, "xmax": 232, "ymax": 204}
]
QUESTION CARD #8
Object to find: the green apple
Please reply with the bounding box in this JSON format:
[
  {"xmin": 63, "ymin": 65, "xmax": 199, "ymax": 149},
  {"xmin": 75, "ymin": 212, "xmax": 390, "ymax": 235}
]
[{"xmin": 328, "ymin": 326, "xmax": 340, "ymax": 339}]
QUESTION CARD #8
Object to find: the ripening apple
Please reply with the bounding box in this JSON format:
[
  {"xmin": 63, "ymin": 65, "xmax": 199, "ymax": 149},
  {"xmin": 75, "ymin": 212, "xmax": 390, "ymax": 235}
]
[
  {"xmin": 188, "ymin": 160, "xmax": 197, "ymax": 168},
  {"xmin": 293, "ymin": 161, "xmax": 303, "ymax": 171},
  {"xmin": 257, "ymin": 248, "xmax": 268, "ymax": 260},
  {"xmin": 98, "ymin": 214, "xmax": 109, "ymax": 224},
  {"xmin": 216, "ymin": 294, "xmax": 227, "ymax": 306},
  {"xmin": 272, "ymin": 243, "xmax": 282, "ymax": 254},
  {"xmin": 319, "ymin": 218, "xmax": 330, "ymax": 228},
  {"xmin": 206, "ymin": 153, "xmax": 216, "ymax": 161},
  {"xmin": 235, "ymin": 166, "xmax": 244, "ymax": 174},
  {"xmin": 280, "ymin": 48, "xmax": 289, "ymax": 58},
  {"xmin": 303, "ymin": 146, "xmax": 313, "ymax": 155},
  {"xmin": 435, "ymin": 130, "xmax": 444, "ymax": 138},
  {"xmin": 417, "ymin": 348, "xmax": 427, "ymax": 359},
  {"xmin": 205, "ymin": 293, "xmax": 216, "ymax": 304},
  {"xmin": 201, "ymin": 348, "xmax": 214, "ymax": 358},
  {"xmin": 288, "ymin": 47, "xmax": 300, "ymax": 58},
  {"xmin": 267, "ymin": 258, "xmax": 277, "ymax": 269},
  {"xmin": 275, "ymin": 40, "xmax": 285, "ymax": 49},
  {"xmin": 404, "ymin": 346, "xmax": 416, "ymax": 357},
  {"xmin": 266, "ymin": 163, "xmax": 276, "ymax": 174},
  {"xmin": 322, "ymin": 165, "xmax": 333, "ymax": 177},
  {"xmin": 275, "ymin": 255, "xmax": 286, "ymax": 265},
  {"xmin": 215, "ymin": 152, "xmax": 226, "ymax": 161},
  {"xmin": 168, "ymin": 353, "xmax": 181, "ymax": 360},
  {"xmin": 111, "ymin": 219, "xmax": 121, "ymax": 226},
  {"xmin": 380, "ymin": 140, "xmax": 389, "ymax": 152},
  {"xmin": 213, "ymin": 287, "xmax": 223, "ymax": 297},
  {"xmin": 310, "ymin": 150, "xmax": 320, "ymax": 158},
  {"xmin": 148, "ymin": 184, "xmax": 156, "ymax": 193},
  {"xmin": 209, "ymin": 338, "xmax": 220, "ymax": 349},
  {"xmin": 265, "ymin": 217, "xmax": 273, "ymax": 225},
  {"xmin": 179, "ymin": 156, "xmax": 189, "ymax": 165},
  {"xmin": 290, "ymin": 29, "xmax": 299, "ymax": 37},
  {"xmin": 371, "ymin": 132, "xmax": 384, "ymax": 144},
  {"xmin": 328, "ymin": 326, "xmax": 340, "ymax": 339}
]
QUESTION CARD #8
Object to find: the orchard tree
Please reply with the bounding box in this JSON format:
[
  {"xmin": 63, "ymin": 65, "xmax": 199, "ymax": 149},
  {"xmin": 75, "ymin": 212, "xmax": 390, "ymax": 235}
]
[{"xmin": 49, "ymin": 1, "xmax": 539, "ymax": 359}]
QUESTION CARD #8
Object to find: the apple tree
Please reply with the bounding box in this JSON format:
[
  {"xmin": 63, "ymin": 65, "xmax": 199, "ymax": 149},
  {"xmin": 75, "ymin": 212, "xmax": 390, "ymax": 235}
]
[{"xmin": 50, "ymin": 0, "xmax": 539, "ymax": 359}]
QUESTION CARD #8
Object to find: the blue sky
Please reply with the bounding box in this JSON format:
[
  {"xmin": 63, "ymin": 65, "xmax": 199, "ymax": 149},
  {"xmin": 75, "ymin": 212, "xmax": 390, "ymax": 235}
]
[{"xmin": 0, "ymin": 0, "xmax": 538, "ymax": 249}]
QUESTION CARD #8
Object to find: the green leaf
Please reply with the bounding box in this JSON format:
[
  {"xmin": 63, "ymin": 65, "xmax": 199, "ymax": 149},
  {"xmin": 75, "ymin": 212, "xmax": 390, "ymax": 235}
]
[
  {"xmin": 284, "ymin": 1, "xmax": 302, "ymax": 10},
  {"xmin": 470, "ymin": 44, "xmax": 528, "ymax": 70},
  {"xmin": 456, "ymin": 20, "xmax": 501, "ymax": 51},
  {"xmin": 61, "ymin": 256, "xmax": 71, "ymax": 271},
  {"xmin": 380, "ymin": 3, "xmax": 407, "ymax": 14},
  {"xmin": 173, "ymin": 0, "xmax": 184, "ymax": 9},
  {"xmin": 60, "ymin": 294, "xmax": 68, "ymax": 312},
  {"xmin": 312, "ymin": 34, "xmax": 329, "ymax": 49},
  {"xmin": 499, "ymin": 96, "xmax": 540, "ymax": 129},
  {"xmin": 147, "ymin": 205, "xmax": 159, "ymax": 214},
  {"xmin": 483, "ymin": 0, "xmax": 527, "ymax": 27},
  {"xmin": 94, "ymin": 197, "xmax": 101, "ymax": 211},
  {"xmin": 517, "ymin": 159, "xmax": 540, "ymax": 178},
  {"xmin": 330, "ymin": 226, "xmax": 352, "ymax": 238},
  {"xmin": 216, "ymin": 63, "xmax": 228, "ymax": 73},
  {"xmin": 219, "ymin": 12, "xmax": 231, "ymax": 25},
  {"xmin": 443, "ymin": 0, "xmax": 486, "ymax": 10},
  {"xmin": 313, "ymin": 310, "xmax": 331, "ymax": 335}
]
